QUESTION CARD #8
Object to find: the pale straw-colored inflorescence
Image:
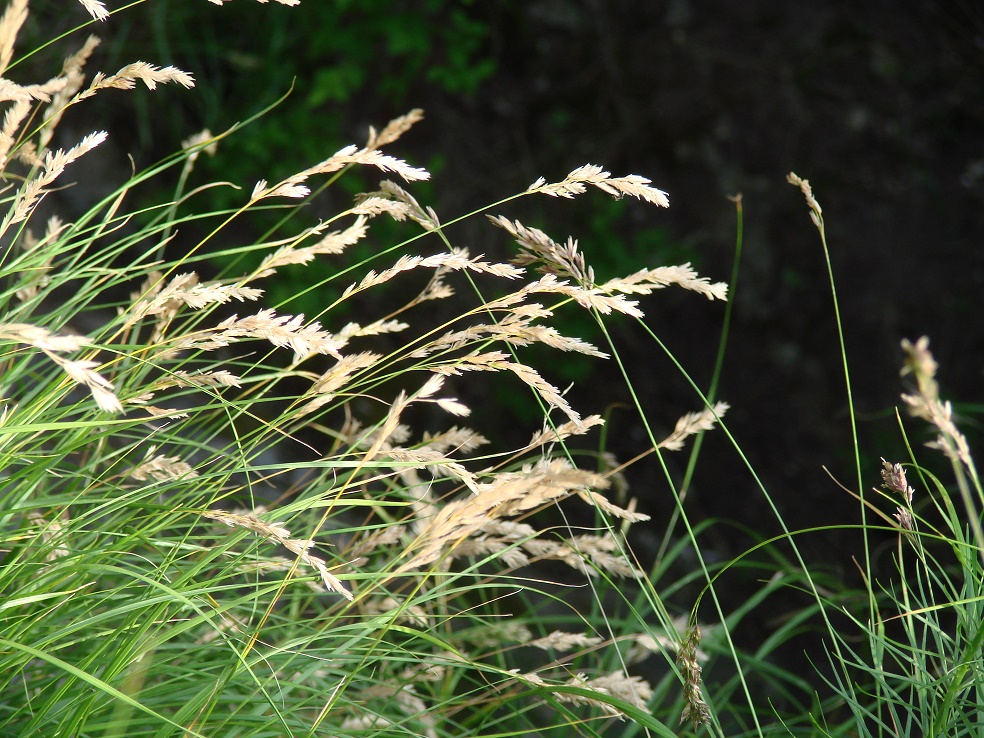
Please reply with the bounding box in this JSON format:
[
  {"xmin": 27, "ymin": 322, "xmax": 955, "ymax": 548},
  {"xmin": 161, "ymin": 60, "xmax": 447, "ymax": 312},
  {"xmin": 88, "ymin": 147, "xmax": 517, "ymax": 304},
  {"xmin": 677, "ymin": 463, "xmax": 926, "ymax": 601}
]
[
  {"xmin": 528, "ymin": 163, "xmax": 670, "ymax": 207},
  {"xmin": 203, "ymin": 508, "xmax": 352, "ymax": 600},
  {"xmin": 900, "ymin": 336, "xmax": 975, "ymax": 472}
]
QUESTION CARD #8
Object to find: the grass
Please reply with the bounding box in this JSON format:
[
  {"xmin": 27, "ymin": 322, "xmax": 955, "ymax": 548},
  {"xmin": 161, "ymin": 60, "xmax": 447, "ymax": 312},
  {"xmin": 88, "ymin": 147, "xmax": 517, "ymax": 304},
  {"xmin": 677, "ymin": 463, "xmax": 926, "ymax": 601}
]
[{"xmin": 1, "ymin": 1, "xmax": 982, "ymax": 737}]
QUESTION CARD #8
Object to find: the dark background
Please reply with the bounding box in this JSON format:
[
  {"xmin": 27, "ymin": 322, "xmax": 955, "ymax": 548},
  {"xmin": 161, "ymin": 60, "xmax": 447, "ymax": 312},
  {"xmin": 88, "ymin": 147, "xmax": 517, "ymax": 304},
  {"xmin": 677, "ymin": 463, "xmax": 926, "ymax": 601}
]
[{"xmin": 38, "ymin": 0, "xmax": 984, "ymax": 578}]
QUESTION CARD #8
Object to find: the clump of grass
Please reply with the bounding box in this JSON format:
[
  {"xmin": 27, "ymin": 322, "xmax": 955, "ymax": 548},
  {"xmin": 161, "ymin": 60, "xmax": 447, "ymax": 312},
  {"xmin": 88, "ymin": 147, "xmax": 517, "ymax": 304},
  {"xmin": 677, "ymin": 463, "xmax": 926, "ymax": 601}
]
[
  {"xmin": 814, "ymin": 336, "xmax": 984, "ymax": 737},
  {"xmin": 775, "ymin": 174, "xmax": 984, "ymax": 736},
  {"xmin": 0, "ymin": 2, "xmax": 733, "ymax": 736}
]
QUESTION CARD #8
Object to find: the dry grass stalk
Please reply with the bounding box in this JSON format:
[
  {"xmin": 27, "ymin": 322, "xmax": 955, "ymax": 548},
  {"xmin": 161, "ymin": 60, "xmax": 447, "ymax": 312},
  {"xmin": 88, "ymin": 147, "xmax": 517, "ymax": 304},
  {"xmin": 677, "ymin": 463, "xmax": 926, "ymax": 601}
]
[
  {"xmin": 0, "ymin": 99, "xmax": 31, "ymax": 167},
  {"xmin": 422, "ymin": 308, "xmax": 605, "ymax": 360},
  {"xmin": 502, "ymin": 361, "xmax": 581, "ymax": 427},
  {"xmin": 362, "ymin": 179, "xmax": 441, "ymax": 230},
  {"xmin": 510, "ymin": 668, "xmax": 650, "ymax": 719},
  {"xmin": 880, "ymin": 458, "xmax": 914, "ymax": 506},
  {"xmin": 39, "ymin": 35, "xmax": 101, "ymax": 148},
  {"xmin": 341, "ymin": 248, "xmax": 520, "ymax": 300},
  {"xmin": 576, "ymin": 488, "xmax": 650, "ymax": 523},
  {"xmin": 337, "ymin": 318, "xmax": 409, "ymax": 342},
  {"xmin": 428, "ymin": 351, "xmax": 584, "ymax": 425},
  {"xmin": 296, "ymin": 351, "xmax": 381, "ymax": 417},
  {"xmin": 557, "ymin": 673, "xmax": 625, "ymax": 716},
  {"xmin": 585, "ymin": 671, "xmax": 654, "ymax": 709},
  {"xmin": 203, "ymin": 508, "xmax": 291, "ymax": 540},
  {"xmin": 529, "ymin": 631, "xmax": 604, "ymax": 652},
  {"xmin": 787, "ymin": 171, "xmax": 823, "ymax": 229},
  {"xmin": 658, "ymin": 402, "xmax": 729, "ymax": 451},
  {"xmin": 419, "ymin": 348, "xmax": 589, "ymax": 428},
  {"xmin": 344, "ymin": 523, "xmax": 408, "ymax": 563},
  {"xmin": 82, "ymin": 62, "xmax": 194, "ymax": 97},
  {"xmin": 0, "ymin": 323, "xmax": 87, "ymax": 353},
  {"xmin": 601, "ymin": 264, "xmax": 728, "ymax": 302},
  {"xmin": 139, "ymin": 270, "xmax": 412, "ymax": 365},
  {"xmin": 900, "ymin": 336, "xmax": 974, "ymax": 472},
  {"xmin": 251, "ymin": 144, "xmax": 429, "ymax": 201},
  {"xmin": 526, "ymin": 415, "xmax": 605, "ymax": 450},
  {"xmin": 28, "ymin": 511, "xmax": 69, "ymax": 561},
  {"xmin": 623, "ymin": 633, "xmax": 665, "ymax": 665},
  {"xmin": 129, "ymin": 449, "xmax": 198, "ymax": 482},
  {"xmin": 41, "ymin": 58, "xmax": 193, "ymax": 152},
  {"xmin": 0, "ymin": 76, "xmax": 64, "ymax": 106},
  {"xmin": 14, "ymin": 216, "xmax": 67, "ymax": 302},
  {"xmin": 385, "ymin": 447, "xmax": 475, "ymax": 486},
  {"xmin": 355, "ymin": 379, "xmax": 476, "ymax": 472},
  {"xmin": 420, "ymin": 425, "xmax": 489, "ymax": 455},
  {"xmin": 0, "ymin": 0, "xmax": 28, "ymax": 76},
  {"xmin": 203, "ymin": 508, "xmax": 352, "ymax": 600},
  {"xmin": 400, "ymin": 661, "xmax": 447, "ymax": 684},
  {"xmin": 490, "ymin": 216, "xmax": 594, "ymax": 283},
  {"xmin": 466, "ymin": 621, "xmax": 533, "ymax": 650},
  {"xmin": 528, "ymin": 164, "xmax": 670, "ymax": 208},
  {"xmin": 490, "ymin": 217, "xmax": 728, "ymax": 309},
  {"xmin": 362, "ymin": 596, "xmax": 430, "ymax": 627},
  {"xmin": 213, "ymin": 309, "xmax": 344, "ymax": 364},
  {"xmin": 494, "ymin": 311, "xmax": 607, "ymax": 356},
  {"xmin": 361, "ymin": 389, "xmax": 412, "ymax": 464},
  {"xmin": 127, "ymin": 272, "xmax": 263, "ymax": 324},
  {"xmin": 451, "ymin": 534, "xmax": 531, "ymax": 569},
  {"xmin": 0, "ymin": 323, "xmax": 122, "ymax": 412},
  {"xmin": 418, "ymin": 298, "xmax": 549, "ymax": 347},
  {"xmin": 524, "ymin": 533, "xmax": 642, "ymax": 578},
  {"xmin": 504, "ymin": 269, "xmax": 647, "ymax": 319},
  {"xmin": 5, "ymin": 131, "xmax": 107, "ymax": 228},
  {"xmin": 351, "ymin": 195, "xmax": 413, "ymax": 221},
  {"xmin": 398, "ymin": 459, "xmax": 608, "ymax": 573},
  {"xmin": 473, "ymin": 541, "xmax": 533, "ymax": 568},
  {"xmin": 76, "ymin": 0, "xmax": 110, "ymax": 20},
  {"xmin": 146, "ymin": 369, "xmax": 242, "ymax": 392},
  {"xmin": 253, "ymin": 216, "xmax": 369, "ymax": 277},
  {"xmin": 537, "ymin": 277, "xmax": 651, "ymax": 318},
  {"xmin": 366, "ymin": 108, "xmax": 424, "ymax": 149},
  {"xmin": 361, "ymin": 683, "xmax": 433, "ymax": 735},
  {"xmin": 449, "ymin": 516, "xmax": 644, "ymax": 575},
  {"xmin": 181, "ymin": 128, "xmax": 217, "ymax": 162},
  {"xmin": 340, "ymin": 715, "xmax": 393, "ymax": 732}
]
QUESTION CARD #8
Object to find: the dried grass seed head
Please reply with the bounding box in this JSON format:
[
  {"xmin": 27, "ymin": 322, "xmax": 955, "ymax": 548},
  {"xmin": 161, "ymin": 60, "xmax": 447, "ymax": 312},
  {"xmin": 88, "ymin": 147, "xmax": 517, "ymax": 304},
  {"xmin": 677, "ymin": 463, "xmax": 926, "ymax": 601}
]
[
  {"xmin": 601, "ymin": 264, "xmax": 728, "ymax": 302},
  {"xmin": 787, "ymin": 171, "xmax": 823, "ymax": 228},
  {"xmin": 530, "ymin": 163, "xmax": 670, "ymax": 207},
  {"xmin": 900, "ymin": 336, "xmax": 973, "ymax": 469},
  {"xmin": 366, "ymin": 108, "xmax": 424, "ymax": 149},
  {"xmin": 77, "ymin": 0, "xmax": 110, "ymax": 20},
  {"xmin": 530, "ymin": 631, "xmax": 604, "ymax": 652},
  {"xmin": 252, "ymin": 145, "xmax": 429, "ymax": 202},
  {"xmin": 658, "ymin": 402, "xmax": 729, "ymax": 451},
  {"xmin": 0, "ymin": 0, "xmax": 29, "ymax": 76}
]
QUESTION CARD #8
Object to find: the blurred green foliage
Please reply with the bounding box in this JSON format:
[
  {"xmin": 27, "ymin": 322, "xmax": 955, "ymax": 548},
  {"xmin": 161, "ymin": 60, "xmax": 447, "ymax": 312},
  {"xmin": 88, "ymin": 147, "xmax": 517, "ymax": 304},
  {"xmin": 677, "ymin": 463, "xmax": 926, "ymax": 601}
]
[{"xmin": 108, "ymin": 0, "xmax": 494, "ymax": 182}]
